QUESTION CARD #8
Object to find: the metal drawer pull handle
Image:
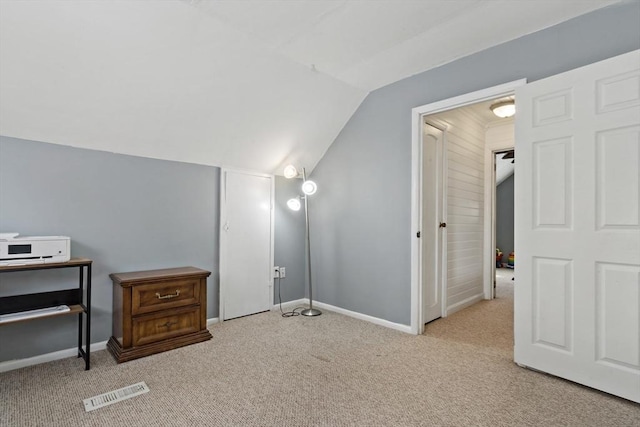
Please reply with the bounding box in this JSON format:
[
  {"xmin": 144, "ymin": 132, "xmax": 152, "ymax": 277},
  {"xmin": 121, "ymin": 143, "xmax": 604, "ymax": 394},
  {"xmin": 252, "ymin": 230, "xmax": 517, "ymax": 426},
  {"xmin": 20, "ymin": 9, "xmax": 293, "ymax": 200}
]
[
  {"xmin": 155, "ymin": 290, "xmax": 180, "ymax": 300},
  {"xmin": 159, "ymin": 321, "xmax": 178, "ymax": 328}
]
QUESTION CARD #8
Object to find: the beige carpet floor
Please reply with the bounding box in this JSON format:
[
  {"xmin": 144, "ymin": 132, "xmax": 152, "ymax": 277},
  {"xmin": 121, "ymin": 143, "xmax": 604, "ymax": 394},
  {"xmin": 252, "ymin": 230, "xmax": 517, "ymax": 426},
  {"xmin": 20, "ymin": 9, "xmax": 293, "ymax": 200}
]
[
  {"xmin": 1, "ymin": 271, "xmax": 639, "ymax": 426},
  {"xmin": 423, "ymin": 268, "xmax": 514, "ymax": 352}
]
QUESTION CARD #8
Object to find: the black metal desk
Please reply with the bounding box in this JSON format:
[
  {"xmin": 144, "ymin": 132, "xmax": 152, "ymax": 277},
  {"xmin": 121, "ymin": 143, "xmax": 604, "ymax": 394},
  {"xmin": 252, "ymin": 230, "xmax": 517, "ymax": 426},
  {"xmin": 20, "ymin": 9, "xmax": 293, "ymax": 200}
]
[{"xmin": 0, "ymin": 258, "xmax": 92, "ymax": 370}]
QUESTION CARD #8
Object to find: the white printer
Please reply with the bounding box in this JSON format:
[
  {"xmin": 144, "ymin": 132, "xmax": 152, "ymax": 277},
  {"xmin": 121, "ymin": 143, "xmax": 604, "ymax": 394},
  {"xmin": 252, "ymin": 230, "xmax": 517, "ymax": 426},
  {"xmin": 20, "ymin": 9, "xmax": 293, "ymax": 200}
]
[{"xmin": 0, "ymin": 233, "xmax": 71, "ymax": 266}]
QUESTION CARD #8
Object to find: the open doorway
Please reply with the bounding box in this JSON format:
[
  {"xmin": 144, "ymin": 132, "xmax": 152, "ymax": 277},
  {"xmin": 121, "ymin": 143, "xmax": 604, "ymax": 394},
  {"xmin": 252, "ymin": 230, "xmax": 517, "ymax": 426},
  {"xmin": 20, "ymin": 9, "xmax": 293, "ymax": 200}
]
[
  {"xmin": 410, "ymin": 79, "xmax": 524, "ymax": 335},
  {"xmin": 420, "ymin": 115, "xmax": 516, "ymax": 351},
  {"xmin": 494, "ymin": 150, "xmax": 515, "ymax": 298}
]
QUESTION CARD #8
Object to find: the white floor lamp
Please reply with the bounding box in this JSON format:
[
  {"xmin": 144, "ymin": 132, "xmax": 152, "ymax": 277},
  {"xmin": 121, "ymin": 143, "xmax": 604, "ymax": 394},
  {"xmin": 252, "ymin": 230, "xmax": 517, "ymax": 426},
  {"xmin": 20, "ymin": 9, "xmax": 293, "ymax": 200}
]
[{"xmin": 284, "ymin": 165, "xmax": 321, "ymax": 317}]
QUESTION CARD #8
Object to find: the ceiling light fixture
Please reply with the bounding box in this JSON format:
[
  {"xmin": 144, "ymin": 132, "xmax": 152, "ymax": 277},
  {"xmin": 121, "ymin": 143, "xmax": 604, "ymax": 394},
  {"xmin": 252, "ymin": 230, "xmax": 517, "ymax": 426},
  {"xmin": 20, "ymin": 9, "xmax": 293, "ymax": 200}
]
[{"xmin": 490, "ymin": 100, "xmax": 516, "ymax": 118}]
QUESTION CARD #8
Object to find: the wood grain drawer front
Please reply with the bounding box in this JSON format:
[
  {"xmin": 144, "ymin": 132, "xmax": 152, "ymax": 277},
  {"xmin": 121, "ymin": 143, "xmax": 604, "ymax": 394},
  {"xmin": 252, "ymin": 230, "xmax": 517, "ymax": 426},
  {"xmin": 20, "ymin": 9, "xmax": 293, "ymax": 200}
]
[
  {"xmin": 132, "ymin": 306, "xmax": 200, "ymax": 347},
  {"xmin": 132, "ymin": 278, "xmax": 200, "ymax": 315}
]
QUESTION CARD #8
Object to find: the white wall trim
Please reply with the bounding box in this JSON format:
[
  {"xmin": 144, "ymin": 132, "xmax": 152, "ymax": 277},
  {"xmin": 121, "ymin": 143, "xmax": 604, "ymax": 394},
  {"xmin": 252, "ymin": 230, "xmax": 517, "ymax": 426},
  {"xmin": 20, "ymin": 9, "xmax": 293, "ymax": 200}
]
[
  {"xmin": 272, "ymin": 299, "xmax": 412, "ymax": 334},
  {"xmin": 219, "ymin": 169, "xmax": 228, "ymax": 323},
  {"xmin": 446, "ymin": 293, "xmax": 484, "ymax": 316},
  {"xmin": 269, "ymin": 171, "xmax": 276, "ymax": 320},
  {"xmin": 0, "ymin": 340, "xmax": 108, "ymax": 373},
  {"xmin": 312, "ymin": 301, "xmax": 413, "ymax": 334},
  {"xmin": 271, "ymin": 298, "xmax": 308, "ymax": 312},
  {"xmin": 410, "ymin": 79, "xmax": 527, "ymax": 335},
  {"xmin": 206, "ymin": 317, "xmax": 220, "ymax": 327}
]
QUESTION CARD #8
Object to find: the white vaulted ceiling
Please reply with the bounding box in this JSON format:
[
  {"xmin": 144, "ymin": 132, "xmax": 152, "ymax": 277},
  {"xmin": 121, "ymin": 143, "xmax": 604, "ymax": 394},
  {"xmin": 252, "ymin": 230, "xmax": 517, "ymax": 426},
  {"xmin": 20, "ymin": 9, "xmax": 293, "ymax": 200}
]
[{"xmin": 0, "ymin": 0, "xmax": 619, "ymax": 173}]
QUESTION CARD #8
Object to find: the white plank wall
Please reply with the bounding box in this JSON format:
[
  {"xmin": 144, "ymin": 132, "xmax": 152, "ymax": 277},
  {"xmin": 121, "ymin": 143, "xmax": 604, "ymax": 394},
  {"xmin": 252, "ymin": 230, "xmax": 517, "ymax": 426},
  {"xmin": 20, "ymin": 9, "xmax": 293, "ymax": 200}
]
[
  {"xmin": 486, "ymin": 122, "xmax": 514, "ymax": 152},
  {"xmin": 431, "ymin": 109, "xmax": 486, "ymax": 313}
]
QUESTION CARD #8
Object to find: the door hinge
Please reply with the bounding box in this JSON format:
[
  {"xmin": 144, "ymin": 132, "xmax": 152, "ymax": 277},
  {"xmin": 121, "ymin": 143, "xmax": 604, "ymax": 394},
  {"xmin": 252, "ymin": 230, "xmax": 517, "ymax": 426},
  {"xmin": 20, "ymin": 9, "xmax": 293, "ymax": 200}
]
[
  {"xmin": 439, "ymin": 222, "xmax": 447, "ymax": 228},
  {"xmin": 416, "ymin": 231, "xmax": 421, "ymax": 238}
]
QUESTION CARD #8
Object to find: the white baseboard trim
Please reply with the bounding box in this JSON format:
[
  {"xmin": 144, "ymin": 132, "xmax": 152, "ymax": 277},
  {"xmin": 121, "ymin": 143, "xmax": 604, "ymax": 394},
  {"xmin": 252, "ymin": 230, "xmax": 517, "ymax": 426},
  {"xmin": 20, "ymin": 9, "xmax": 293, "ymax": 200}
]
[
  {"xmin": 272, "ymin": 298, "xmax": 411, "ymax": 333},
  {"xmin": 271, "ymin": 298, "xmax": 308, "ymax": 312},
  {"xmin": 0, "ymin": 340, "xmax": 108, "ymax": 373},
  {"xmin": 206, "ymin": 317, "xmax": 219, "ymax": 327},
  {"xmin": 312, "ymin": 301, "xmax": 413, "ymax": 334},
  {"xmin": 446, "ymin": 293, "xmax": 484, "ymax": 316}
]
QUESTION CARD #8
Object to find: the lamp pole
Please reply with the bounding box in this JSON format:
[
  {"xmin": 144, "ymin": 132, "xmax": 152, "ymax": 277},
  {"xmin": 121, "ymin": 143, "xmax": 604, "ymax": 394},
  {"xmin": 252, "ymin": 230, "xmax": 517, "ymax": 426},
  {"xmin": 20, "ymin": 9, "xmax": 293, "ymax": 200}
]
[{"xmin": 300, "ymin": 167, "xmax": 321, "ymax": 316}]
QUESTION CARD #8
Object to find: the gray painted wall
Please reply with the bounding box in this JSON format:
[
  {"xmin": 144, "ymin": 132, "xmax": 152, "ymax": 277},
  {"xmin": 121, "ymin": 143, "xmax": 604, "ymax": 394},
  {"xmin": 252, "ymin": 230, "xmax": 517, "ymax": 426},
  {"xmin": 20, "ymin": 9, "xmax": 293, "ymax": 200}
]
[
  {"xmin": 0, "ymin": 136, "xmax": 220, "ymax": 361},
  {"xmin": 0, "ymin": 136, "xmax": 304, "ymax": 362},
  {"xmin": 309, "ymin": 2, "xmax": 640, "ymax": 325},
  {"xmin": 496, "ymin": 173, "xmax": 515, "ymax": 262},
  {"xmin": 273, "ymin": 176, "xmax": 306, "ymax": 304}
]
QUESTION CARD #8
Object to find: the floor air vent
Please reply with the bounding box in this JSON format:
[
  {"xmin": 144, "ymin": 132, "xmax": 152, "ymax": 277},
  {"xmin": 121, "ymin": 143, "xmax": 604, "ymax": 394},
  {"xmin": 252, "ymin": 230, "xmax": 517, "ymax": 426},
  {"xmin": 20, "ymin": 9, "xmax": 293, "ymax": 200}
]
[{"xmin": 83, "ymin": 381, "xmax": 150, "ymax": 412}]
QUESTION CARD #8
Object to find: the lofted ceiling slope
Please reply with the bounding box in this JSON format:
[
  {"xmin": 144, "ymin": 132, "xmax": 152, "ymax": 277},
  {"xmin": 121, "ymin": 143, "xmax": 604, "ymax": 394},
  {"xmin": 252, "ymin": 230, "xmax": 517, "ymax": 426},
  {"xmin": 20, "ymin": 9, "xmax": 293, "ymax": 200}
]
[{"xmin": 0, "ymin": 0, "xmax": 619, "ymax": 173}]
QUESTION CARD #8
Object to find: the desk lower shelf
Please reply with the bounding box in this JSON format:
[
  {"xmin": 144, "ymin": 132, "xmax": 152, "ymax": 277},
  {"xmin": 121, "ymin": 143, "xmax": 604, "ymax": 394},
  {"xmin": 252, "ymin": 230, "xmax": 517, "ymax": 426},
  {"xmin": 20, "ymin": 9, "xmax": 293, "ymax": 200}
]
[
  {"xmin": 0, "ymin": 304, "xmax": 84, "ymax": 326},
  {"xmin": 0, "ymin": 304, "xmax": 84, "ymax": 325},
  {"xmin": 0, "ymin": 289, "xmax": 83, "ymax": 317}
]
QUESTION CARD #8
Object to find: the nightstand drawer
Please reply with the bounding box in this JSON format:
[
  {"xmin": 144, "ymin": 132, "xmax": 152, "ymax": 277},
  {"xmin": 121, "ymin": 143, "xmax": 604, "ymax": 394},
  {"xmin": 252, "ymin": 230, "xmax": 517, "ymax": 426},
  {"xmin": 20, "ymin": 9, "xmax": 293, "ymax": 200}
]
[
  {"xmin": 131, "ymin": 278, "xmax": 200, "ymax": 315},
  {"xmin": 132, "ymin": 306, "xmax": 200, "ymax": 347}
]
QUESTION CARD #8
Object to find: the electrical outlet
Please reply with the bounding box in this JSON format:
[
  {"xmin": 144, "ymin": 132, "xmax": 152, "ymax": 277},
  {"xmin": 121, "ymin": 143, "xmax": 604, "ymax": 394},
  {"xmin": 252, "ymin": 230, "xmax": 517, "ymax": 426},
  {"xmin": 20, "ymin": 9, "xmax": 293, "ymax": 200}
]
[
  {"xmin": 273, "ymin": 266, "xmax": 280, "ymax": 278},
  {"xmin": 279, "ymin": 267, "xmax": 286, "ymax": 278}
]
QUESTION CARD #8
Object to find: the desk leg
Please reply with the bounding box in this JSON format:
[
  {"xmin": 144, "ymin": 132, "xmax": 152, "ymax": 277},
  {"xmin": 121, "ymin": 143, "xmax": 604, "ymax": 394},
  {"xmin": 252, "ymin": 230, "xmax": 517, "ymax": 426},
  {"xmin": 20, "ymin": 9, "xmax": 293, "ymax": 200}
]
[
  {"xmin": 78, "ymin": 266, "xmax": 83, "ymax": 362},
  {"xmin": 86, "ymin": 263, "xmax": 91, "ymax": 370}
]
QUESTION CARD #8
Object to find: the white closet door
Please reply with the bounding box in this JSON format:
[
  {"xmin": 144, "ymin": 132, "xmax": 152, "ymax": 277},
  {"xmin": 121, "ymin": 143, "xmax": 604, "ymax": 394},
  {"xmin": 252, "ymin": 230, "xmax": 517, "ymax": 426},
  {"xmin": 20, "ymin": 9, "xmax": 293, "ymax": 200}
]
[
  {"xmin": 423, "ymin": 123, "xmax": 445, "ymax": 324},
  {"xmin": 220, "ymin": 170, "xmax": 273, "ymax": 320},
  {"xmin": 515, "ymin": 50, "xmax": 640, "ymax": 403}
]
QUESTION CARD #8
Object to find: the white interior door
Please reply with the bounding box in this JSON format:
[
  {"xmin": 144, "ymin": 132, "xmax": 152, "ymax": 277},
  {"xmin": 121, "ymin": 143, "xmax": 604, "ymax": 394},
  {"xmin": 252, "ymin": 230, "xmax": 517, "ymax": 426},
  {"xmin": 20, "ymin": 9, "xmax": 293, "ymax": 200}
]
[
  {"xmin": 423, "ymin": 123, "xmax": 445, "ymax": 324},
  {"xmin": 220, "ymin": 169, "xmax": 273, "ymax": 320},
  {"xmin": 515, "ymin": 50, "xmax": 640, "ymax": 403}
]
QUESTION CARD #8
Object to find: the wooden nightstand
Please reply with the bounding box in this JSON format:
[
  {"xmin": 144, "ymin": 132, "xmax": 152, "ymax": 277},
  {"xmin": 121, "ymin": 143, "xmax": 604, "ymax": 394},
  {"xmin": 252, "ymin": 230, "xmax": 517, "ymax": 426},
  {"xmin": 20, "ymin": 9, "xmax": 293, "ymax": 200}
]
[{"xmin": 107, "ymin": 266, "xmax": 212, "ymax": 363}]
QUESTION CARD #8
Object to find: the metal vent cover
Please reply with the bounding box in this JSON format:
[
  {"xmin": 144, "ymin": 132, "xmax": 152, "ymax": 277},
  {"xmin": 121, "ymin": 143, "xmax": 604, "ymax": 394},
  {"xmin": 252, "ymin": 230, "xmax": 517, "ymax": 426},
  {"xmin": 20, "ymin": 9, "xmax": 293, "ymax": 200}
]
[{"xmin": 83, "ymin": 382, "xmax": 150, "ymax": 412}]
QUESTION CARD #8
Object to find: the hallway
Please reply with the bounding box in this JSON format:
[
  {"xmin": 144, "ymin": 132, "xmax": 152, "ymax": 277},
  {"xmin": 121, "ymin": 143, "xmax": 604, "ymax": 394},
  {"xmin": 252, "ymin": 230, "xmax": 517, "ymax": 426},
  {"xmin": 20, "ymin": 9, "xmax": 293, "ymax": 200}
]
[{"xmin": 423, "ymin": 268, "xmax": 514, "ymax": 352}]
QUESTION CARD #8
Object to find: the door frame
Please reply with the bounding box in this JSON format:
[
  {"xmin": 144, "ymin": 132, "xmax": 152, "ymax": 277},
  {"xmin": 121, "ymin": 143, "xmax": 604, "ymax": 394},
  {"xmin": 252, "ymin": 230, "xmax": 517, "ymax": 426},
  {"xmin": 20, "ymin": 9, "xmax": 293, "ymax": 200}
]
[
  {"xmin": 219, "ymin": 168, "xmax": 275, "ymax": 322},
  {"xmin": 484, "ymin": 131, "xmax": 516, "ymax": 300},
  {"xmin": 410, "ymin": 79, "xmax": 526, "ymax": 335}
]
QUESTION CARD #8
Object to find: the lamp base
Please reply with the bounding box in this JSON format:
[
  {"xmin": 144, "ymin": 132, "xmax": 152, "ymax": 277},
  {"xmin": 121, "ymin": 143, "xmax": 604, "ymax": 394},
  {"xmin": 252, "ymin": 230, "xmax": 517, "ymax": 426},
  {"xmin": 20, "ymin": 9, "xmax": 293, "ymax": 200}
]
[{"xmin": 300, "ymin": 308, "xmax": 322, "ymax": 317}]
